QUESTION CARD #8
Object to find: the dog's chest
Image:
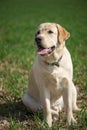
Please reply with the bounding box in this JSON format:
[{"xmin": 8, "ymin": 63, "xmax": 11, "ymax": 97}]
[{"xmin": 43, "ymin": 67, "xmax": 63, "ymax": 98}]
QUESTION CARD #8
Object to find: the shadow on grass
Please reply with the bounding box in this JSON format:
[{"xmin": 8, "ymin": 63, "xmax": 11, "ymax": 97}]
[
  {"xmin": 0, "ymin": 99, "xmax": 45, "ymax": 129},
  {"xmin": 0, "ymin": 100, "xmax": 35, "ymax": 122}
]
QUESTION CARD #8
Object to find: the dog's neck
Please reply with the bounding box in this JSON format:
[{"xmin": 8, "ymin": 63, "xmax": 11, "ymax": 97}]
[
  {"xmin": 39, "ymin": 46, "xmax": 65, "ymax": 67},
  {"xmin": 44, "ymin": 55, "xmax": 63, "ymax": 67}
]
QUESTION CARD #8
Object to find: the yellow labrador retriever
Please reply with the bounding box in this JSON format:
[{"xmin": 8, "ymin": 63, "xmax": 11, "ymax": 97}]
[{"xmin": 22, "ymin": 23, "xmax": 80, "ymax": 127}]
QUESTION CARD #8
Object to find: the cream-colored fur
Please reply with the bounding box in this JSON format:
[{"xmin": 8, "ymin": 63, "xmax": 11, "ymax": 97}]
[{"xmin": 22, "ymin": 23, "xmax": 80, "ymax": 127}]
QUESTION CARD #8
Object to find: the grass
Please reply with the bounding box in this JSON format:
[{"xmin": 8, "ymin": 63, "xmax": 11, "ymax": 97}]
[{"xmin": 0, "ymin": 0, "xmax": 87, "ymax": 129}]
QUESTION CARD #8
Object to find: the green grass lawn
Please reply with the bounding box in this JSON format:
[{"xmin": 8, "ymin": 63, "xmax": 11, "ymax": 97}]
[{"xmin": 0, "ymin": 0, "xmax": 87, "ymax": 129}]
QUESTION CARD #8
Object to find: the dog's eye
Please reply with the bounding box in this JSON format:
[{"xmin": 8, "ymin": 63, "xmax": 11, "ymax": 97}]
[
  {"xmin": 48, "ymin": 30, "xmax": 53, "ymax": 34},
  {"xmin": 37, "ymin": 31, "xmax": 40, "ymax": 35}
]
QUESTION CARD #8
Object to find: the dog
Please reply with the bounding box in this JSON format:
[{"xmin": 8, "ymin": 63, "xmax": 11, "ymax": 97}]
[{"xmin": 22, "ymin": 22, "xmax": 80, "ymax": 127}]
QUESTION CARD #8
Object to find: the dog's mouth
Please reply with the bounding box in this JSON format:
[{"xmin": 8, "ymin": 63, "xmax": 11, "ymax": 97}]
[{"xmin": 37, "ymin": 44, "xmax": 55, "ymax": 56}]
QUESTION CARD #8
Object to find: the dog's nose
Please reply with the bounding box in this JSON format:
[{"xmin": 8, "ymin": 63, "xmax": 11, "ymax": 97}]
[{"xmin": 35, "ymin": 37, "xmax": 42, "ymax": 44}]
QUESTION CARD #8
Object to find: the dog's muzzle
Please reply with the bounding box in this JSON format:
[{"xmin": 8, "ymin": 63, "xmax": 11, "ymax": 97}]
[{"xmin": 35, "ymin": 37, "xmax": 56, "ymax": 56}]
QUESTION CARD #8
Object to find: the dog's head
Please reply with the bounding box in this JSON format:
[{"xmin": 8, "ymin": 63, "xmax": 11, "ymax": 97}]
[{"xmin": 35, "ymin": 23, "xmax": 70, "ymax": 56}]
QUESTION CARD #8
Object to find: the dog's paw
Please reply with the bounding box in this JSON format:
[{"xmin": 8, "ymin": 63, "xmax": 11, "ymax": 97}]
[
  {"xmin": 52, "ymin": 115, "xmax": 59, "ymax": 122},
  {"xmin": 51, "ymin": 108, "xmax": 59, "ymax": 123},
  {"xmin": 51, "ymin": 109, "xmax": 58, "ymax": 116},
  {"xmin": 67, "ymin": 116, "xmax": 77, "ymax": 126},
  {"xmin": 73, "ymin": 106, "xmax": 81, "ymax": 112}
]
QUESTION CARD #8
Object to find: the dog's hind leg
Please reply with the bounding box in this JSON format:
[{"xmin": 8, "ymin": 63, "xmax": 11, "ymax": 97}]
[
  {"xmin": 22, "ymin": 93, "xmax": 42, "ymax": 112},
  {"xmin": 72, "ymin": 83, "xmax": 81, "ymax": 111}
]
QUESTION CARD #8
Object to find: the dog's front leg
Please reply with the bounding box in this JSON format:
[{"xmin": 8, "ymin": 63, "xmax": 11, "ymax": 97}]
[
  {"xmin": 40, "ymin": 87, "xmax": 52, "ymax": 127},
  {"xmin": 61, "ymin": 78, "xmax": 76, "ymax": 125}
]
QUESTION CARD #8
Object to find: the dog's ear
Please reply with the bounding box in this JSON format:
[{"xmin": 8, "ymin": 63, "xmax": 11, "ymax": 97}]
[{"xmin": 56, "ymin": 24, "xmax": 70, "ymax": 44}]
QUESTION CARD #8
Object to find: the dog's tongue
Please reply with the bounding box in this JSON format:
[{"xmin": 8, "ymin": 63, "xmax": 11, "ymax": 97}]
[{"xmin": 37, "ymin": 48, "xmax": 52, "ymax": 55}]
